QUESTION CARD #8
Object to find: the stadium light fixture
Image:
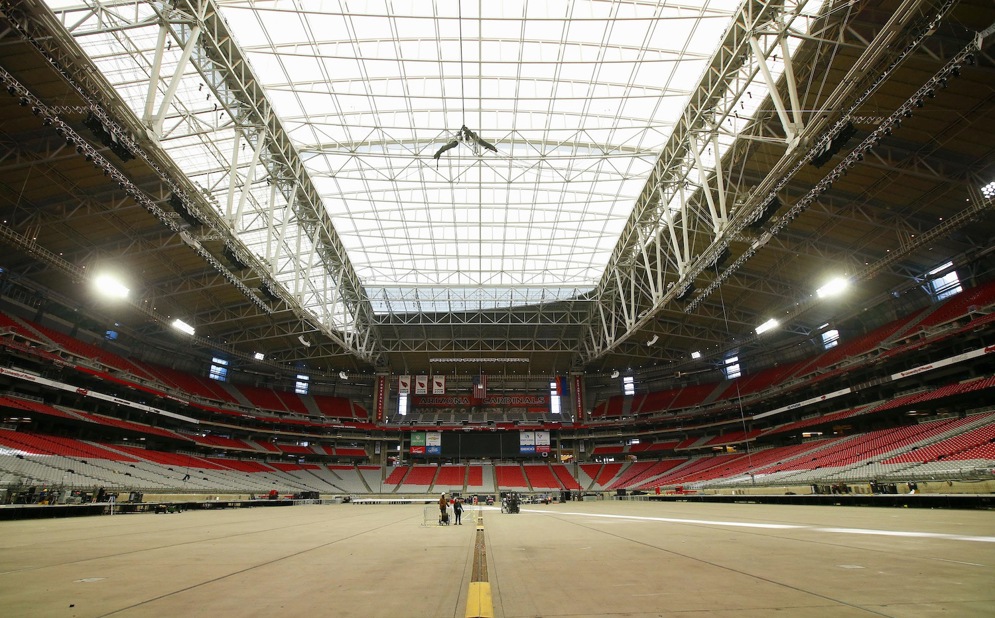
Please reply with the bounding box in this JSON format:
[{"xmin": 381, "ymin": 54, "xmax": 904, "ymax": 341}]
[
  {"xmin": 981, "ymin": 181, "xmax": 995, "ymax": 200},
  {"xmin": 93, "ymin": 274, "xmax": 129, "ymax": 300},
  {"xmin": 691, "ymin": 351, "xmax": 702, "ymax": 359},
  {"xmin": 817, "ymin": 276, "xmax": 849, "ymax": 298},
  {"xmin": 755, "ymin": 318, "xmax": 779, "ymax": 335},
  {"xmin": 171, "ymin": 318, "xmax": 195, "ymax": 336},
  {"xmin": 253, "ymin": 352, "xmax": 265, "ymax": 360}
]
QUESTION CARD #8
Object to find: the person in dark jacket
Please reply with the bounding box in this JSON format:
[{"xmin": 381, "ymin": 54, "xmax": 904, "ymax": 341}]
[{"xmin": 453, "ymin": 497, "xmax": 463, "ymax": 525}]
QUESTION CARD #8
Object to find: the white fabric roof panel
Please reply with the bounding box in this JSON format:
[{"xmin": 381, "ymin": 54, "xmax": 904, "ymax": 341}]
[{"xmin": 41, "ymin": 0, "xmax": 827, "ymax": 322}]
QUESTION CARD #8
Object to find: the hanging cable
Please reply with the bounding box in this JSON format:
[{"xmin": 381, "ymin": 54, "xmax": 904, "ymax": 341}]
[{"xmin": 714, "ymin": 262, "xmax": 755, "ymax": 480}]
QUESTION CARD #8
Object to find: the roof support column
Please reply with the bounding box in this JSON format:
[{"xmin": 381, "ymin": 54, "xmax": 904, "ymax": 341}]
[
  {"xmin": 233, "ymin": 128, "xmax": 267, "ymax": 232},
  {"xmin": 749, "ymin": 35, "xmax": 802, "ymax": 150},
  {"xmin": 689, "ymin": 139, "xmax": 726, "ymax": 234},
  {"xmin": 151, "ymin": 23, "xmax": 201, "ymax": 138},
  {"xmin": 142, "ymin": 21, "xmax": 168, "ymax": 127}
]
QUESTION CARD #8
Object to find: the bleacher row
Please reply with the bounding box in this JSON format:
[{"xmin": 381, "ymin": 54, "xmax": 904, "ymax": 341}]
[
  {"xmin": 2, "ymin": 409, "xmax": 993, "ymax": 494},
  {"xmin": 0, "ymin": 396, "xmax": 367, "ymax": 458},
  {"xmin": 0, "ymin": 310, "xmax": 366, "ymax": 421},
  {"xmin": 589, "ymin": 371, "xmax": 995, "ymax": 457},
  {"xmin": 591, "ymin": 279, "xmax": 995, "ymax": 421}
]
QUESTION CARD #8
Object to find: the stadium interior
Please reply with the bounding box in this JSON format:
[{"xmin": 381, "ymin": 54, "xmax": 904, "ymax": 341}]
[{"xmin": 0, "ymin": 1, "xmax": 994, "ymax": 506}]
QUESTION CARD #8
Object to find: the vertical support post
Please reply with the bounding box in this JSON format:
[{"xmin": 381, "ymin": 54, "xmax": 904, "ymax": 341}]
[
  {"xmin": 143, "ymin": 23, "xmax": 168, "ymax": 127},
  {"xmin": 152, "ymin": 24, "xmax": 202, "ymax": 137}
]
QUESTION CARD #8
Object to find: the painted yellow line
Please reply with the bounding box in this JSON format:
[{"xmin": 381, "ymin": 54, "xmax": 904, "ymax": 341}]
[{"xmin": 465, "ymin": 582, "xmax": 494, "ymax": 618}]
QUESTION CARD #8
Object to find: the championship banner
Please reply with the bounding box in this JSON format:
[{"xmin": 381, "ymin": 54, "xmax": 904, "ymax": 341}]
[
  {"xmin": 519, "ymin": 431, "xmax": 536, "ymax": 454},
  {"xmin": 432, "ymin": 375, "xmax": 446, "ymax": 395},
  {"xmin": 535, "ymin": 430, "xmax": 551, "ymax": 454},
  {"xmin": 398, "ymin": 374, "xmax": 411, "ymax": 395},
  {"xmin": 410, "ymin": 432, "xmax": 426, "ymax": 454},
  {"xmin": 426, "ymin": 431, "xmax": 442, "ymax": 455},
  {"xmin": 572, "ymin": 374, "xmax": 584, "ymax": 421},
  {"xmin": 415, "ymin": 375, "xmax": 429, "ymax": 395},
  {"xmin": 375, "ymin": 375, "xmax": 388, "ymax": 423}
]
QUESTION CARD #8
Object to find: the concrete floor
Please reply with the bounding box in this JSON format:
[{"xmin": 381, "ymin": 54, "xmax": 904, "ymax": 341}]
[{"xmin": 0, "ymin": 501, "xmax": 992, "ymax": 617}]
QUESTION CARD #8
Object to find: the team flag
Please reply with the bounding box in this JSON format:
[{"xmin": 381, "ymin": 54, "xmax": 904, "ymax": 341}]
[{"xmin": 472, "ymin": 374, "xmax": 487, "ymax": 399}]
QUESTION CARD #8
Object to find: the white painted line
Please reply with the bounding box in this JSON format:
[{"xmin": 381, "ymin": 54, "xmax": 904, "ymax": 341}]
[
  {"xmin": 524, "ymin": 509, "xmax": 995, "ymax": 544},
  {"xmin": 816, "ymin": 527, "xmax": 995, "ymax": 543},
  {"xmin": 524, "ymin": 509, "xmax": 803, "ymax": 529}
]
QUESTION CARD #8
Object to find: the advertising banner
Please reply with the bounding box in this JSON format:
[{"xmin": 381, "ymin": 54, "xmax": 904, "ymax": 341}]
[
  {"xmin": 410, "ymin": 432, "xmax": 426, "ymax": 454},
  {"xmin": 426, "ymin": 431, "xmax": 442, "ymax": 455},
  {"xmin": 519, "ymin": 431, "xmax": 536, "ymax": 454},
  {"xmin": 535, "ymin": 430, "xmax": 551, "ymax": 454}
]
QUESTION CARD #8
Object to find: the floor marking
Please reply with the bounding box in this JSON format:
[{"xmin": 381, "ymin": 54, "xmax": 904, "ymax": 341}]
[
  {"xmin": 525, "ymin": 509, "xmax": 995, "ymax": 544},
  {"xmin": 466, "ymin": 513, "xmax": 494, "ymax": 618},
  {"xmin": 814, "ymin": 527, "xmax": 995, "ymax": 543},
  {"xmin": 525, "ymin": 509, "xmax": 803, "ymax": 530},
  {"xmin": 929, "ymin": 557, "xmax": 986, "ymax": 567},
  {"xmin": 465, "ymin": 582, "xmax": 494, "ymax": 618}
]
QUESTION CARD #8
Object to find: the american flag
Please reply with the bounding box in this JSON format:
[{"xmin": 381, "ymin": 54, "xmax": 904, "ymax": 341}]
[{"xmin": 472, "ymin": 374, "xmax": 487, "ymax": 399}]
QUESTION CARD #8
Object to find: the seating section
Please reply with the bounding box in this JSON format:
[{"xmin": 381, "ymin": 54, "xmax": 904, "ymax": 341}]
[
  {"xmin": 25, "ymin": 322, "xmax": 157, "ymax": 381},
  {"xmin": 396, "ymin": 465, "xmax": 437, "ymax": 491},
  {"xmin": 592, "ymin": 462, "xmax": 624, "ymax": 489},
  {"xmin": 495, "ymin": 464, "xmax": 529, "ymax": 491},
  {"xmin": 551, "ymin": 464, "xmax": 582, "ymax": 490},
  {"xmin": 434, "ymin": 465, "xmax": 466, "ymax": 490},
  {"xmin": 0, "ymin": 429, "xmax": 136, "ymax": 461},
  {"xmin": 883, "ymin": 418, "xmax": 995, "ymax": 464},
  {"xmin": 608, "ymin": 459, "xmax": 686, "ymax": 490},
  {"xmin": 187, "ymin": 434, "xmax": 255, "ymax": 451},
  {"xmin": 0, "ymin": 396, "xmax": 78, "ymax": 420},
  {"xmin": 522, "ymin": 464, "xmax": 561, "ymax": 489}
]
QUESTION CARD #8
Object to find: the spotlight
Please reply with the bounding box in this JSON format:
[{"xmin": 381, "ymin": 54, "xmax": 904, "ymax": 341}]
[
  {"xmin": 18, "ymin": 97, "xmax": 28, "ymax": 106},
  {"xmin": 6, "ymin": 85, "xmax": 15, "ymax": 95},
  {"xmin": 926, "ymin": 89, "xmax": 935, "ymax": 98},
  {"xmin": 903, "ymin": 109, "xmax": 913, "ymax": 118},
  {"xmin": 171, "ymin": 318, "xmax": 195, "ymax": 336},
  {"xmin": 755, "ymin": 318, "xmax": 779, "ymax": 335},
  {"xmin": 914, "ymin": 99, "xmax": 924, "ymax": 108},
  {"xmin": 965, "ymin": 53, "xmax": 975, "ymax": 66},
  {"xmin": 950, "ymin": 66, "xmax": 961, "ymax": 77}
]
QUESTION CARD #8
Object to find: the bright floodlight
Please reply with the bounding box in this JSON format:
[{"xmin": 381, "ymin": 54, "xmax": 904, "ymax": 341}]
[
  {"xmin": 982, "ymin": 181, "xmax": 995, "ymax": 200},
  {"xmin": 691, "ymin": 351, "xmax": 702, "ymax": 359},
  {"xmin": 171, "ymin": 318, "xmax": 195, "ymax": 336},
  {"xmin": 94, "ymin": 274, "xmax": 129, "ymax": 299},
  {"xmin": 253, "ymin": 352, "xmax": 265, "ymax": 360},
  {"xmin": 755, "ymin": 318, "xmax": 780, "ymax": 335},
  {"xmin": 817, "ymin": 277, "xmax": 849, "ymax": 298}
]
